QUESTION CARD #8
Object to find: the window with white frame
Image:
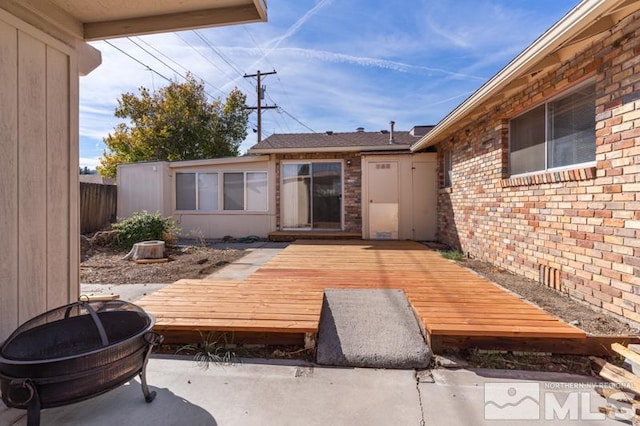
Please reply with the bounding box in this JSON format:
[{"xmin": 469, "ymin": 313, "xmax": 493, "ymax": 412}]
[
  {"xmin": 443, "ymin": 149, "xmax": 452, "ymax": 188},
  {"xmin": 176, "ymin": 171, "xmax": 267, "ymax": 211},
  {"xmin": 176, "ymin": 172, "xmax": 218, "ymax": 210},
  {"xmin": 509, "ymin": 82, "xmax": 596, "ymax": 175}
]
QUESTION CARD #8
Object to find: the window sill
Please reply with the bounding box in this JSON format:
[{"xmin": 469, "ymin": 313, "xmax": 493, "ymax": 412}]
[
  {"xmin": 439, "ymin": 187, "xmax": 452, "ymax": 193},
  {"xmin": 501, "ymin": 166, "xmax": 597, "ymax": 188}
]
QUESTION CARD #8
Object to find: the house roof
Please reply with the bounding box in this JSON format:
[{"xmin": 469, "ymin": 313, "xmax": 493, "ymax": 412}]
[
  {"xmin": 1, "ymin": 0, "xmax": 267, "ymax": 40},
  {"xmin": 248, "ymin": 131, "xmax": 421, "ymax": 154},
  {"xmin": 411, "ymin": 0, "xmax": 640, "ymax": 152}
]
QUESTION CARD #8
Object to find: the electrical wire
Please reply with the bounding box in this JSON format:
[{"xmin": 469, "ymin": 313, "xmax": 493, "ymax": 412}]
[
  {"xmin": 131, "ymin": 36, "xmax": 225, "ymax": 96},
  {"xmin": 104, "ymin": 39, "xmax": 259, "ymax": 132},
  {"xmin": 174, "ymin": 32, "xmax": 238, "ymax": 84},
  {"xmin": 193, "ymin": 30, "xmax": 246, "ymax": 77},
  {"xmin": 277, "ymin": 107, "xmax": 317, "ymax": 133},
  {"xmin": 104, "ymin": 40, "xmax": 172, "ymax": 83},
  {"xmin": 127, "ymin": 38, "xmax": 220, "ymax": 100}
]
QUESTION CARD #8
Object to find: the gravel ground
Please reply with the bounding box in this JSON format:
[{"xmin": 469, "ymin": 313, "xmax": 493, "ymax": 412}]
[
  {"xmin": 81, "ymin": 245, "xmax": 246, "ymax": 284},
  {"xmin": 459, "ymin": 258, "xmax": 640, "ymax": 336}
]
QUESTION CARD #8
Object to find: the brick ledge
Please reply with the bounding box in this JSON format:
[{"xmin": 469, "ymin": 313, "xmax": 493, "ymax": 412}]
[{"xmin": 501, "ymin": 166, "xmax": 597, "ymax": 188}]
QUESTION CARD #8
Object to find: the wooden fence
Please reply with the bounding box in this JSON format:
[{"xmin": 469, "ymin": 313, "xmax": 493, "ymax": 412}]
[{"xmin": 80, "ymin": 182, "xmax": 117, "ymax": 234}]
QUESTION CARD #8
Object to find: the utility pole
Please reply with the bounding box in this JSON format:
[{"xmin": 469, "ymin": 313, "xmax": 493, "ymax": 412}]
[{"xmin": 244, "ymin": 70, "xmax": 278, "ymax": 143}]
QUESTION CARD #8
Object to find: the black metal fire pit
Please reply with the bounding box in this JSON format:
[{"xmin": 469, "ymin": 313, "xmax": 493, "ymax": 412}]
[{"xmin": 0, "ymin": 300, "xmax": 163, "ymax": 426}]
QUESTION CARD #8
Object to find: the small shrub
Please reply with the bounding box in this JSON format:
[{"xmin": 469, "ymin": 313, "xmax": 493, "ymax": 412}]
[
  {"xmin": 112, "ymin": 211, "xmax": 179, "ymax": 251},
  {"xmin": 441, "ymin": 249, "xmax": 465, "ymax": 261},
  {"xmin": 176, "ymin": 332, "xmax": 239, "ymax": 369}
]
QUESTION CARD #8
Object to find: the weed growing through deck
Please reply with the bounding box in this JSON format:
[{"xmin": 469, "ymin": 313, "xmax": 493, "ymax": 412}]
[
  {"xmin": 176, "ymin": 332, "xmax": 242, "ymax": 369},
  {"xmin": 465, "ymin": 348, "xmax": 594, "ymax": 374},
  {"xmin": 440, "ymin": 249, "xmax": 465, "ymax": 261}
]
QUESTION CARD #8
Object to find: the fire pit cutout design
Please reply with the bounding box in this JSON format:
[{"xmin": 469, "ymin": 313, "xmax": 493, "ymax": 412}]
[{"xmin": 0, "ymin": 300, "xmax": 163, "ymax": 426}]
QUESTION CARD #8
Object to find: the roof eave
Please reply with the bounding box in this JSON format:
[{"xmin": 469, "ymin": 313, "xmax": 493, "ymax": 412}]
[
  {"xmin": 83, "ymin": 3, "xmax": 267, "ymax": 41},
  {"xmin": 0, "ymin": 0, "xmax": 268, "ymax": 42},
  {"xmin": 168, "ymin": 155, "xmax": 269, "ymax": 168},
  {"xmin": 248, "ymin": 145, "xmax": 412, "ymax": 154},
  {"xmin": 410, "ymin": 0, "xmax": 631, "ymax": 152}
]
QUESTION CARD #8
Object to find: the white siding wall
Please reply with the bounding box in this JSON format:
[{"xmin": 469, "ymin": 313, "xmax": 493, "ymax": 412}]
[
  {"xmin": 172, "ymin": 159, "xmax": 277, "ymax": 239},
  {"xmin": 117, "ymin": 161, "xmax": 171, "ymax": 218},
  {"xmin": 0, "ymin": 10, "xmax": 79, "ymax": 341},
  {"xmin": 117, "ymin": 158, "xmax": 277, "ymax": 239}
]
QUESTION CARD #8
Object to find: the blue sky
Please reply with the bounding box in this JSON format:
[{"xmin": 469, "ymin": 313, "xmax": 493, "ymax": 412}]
[{"xmin": 79, "ymin": 0, "xmax": 580, "ymax": 169}]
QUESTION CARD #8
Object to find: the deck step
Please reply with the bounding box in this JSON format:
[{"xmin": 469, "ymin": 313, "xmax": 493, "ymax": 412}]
[{"xmin": 316, "ymin": 289, "xmax": 431, "ymax": 369}]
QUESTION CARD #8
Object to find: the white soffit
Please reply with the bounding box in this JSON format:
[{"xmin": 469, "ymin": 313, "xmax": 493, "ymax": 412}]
[{"xmin": 3, "ymin": 0, "xmax": 267, "ymax": 40}]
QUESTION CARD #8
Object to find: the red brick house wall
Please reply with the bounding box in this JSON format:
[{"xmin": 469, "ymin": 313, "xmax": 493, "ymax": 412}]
[
  {"xmin": 434, "ymin": 11, "xmax": 640, "ymax": 322},
  {"xmin": 274, "ymin": 152, "xmax": 362, "ymax": 233}
]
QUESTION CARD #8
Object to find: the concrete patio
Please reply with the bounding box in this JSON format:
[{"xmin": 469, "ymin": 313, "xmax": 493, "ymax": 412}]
[{"xmin": 1, "ymin": 356, "xmax": 624, "ymax": 425}]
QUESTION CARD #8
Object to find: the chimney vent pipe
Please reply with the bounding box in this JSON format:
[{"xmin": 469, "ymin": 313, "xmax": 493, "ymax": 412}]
[{"xmin": 389, "ymin": 121, "xmax": 395, "ymax": 144}]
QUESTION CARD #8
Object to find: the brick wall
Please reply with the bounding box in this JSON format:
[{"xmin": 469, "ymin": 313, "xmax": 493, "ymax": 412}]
[
  {"xmin": 434, "ymin": 11, "xmax": 640, "ymax": 322},
  {"xmin": 275, "ymin": 152, "xmax": 361, "ymax": 232}
]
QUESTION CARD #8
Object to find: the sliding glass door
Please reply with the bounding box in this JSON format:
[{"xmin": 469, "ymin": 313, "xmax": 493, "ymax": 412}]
[
  {"xmin": 282, "ymin": 163, "xmax": 311, "ymax": 228},
  {"xmin": 282, "ymin": 162, "xmax": 342, "ymax": 230},
  {"xmin": 311, "ymin": 163, "xmax": 342, "ymax": 229}
]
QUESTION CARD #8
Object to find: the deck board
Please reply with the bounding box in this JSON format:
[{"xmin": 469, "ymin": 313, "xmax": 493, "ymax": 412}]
[{"xmin": 137, "ymin": 240, "xmax": 586, "ymax": 352}]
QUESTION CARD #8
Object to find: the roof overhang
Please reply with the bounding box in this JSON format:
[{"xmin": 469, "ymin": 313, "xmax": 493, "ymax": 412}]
[
  {"xmin": 0, "ymin": 0, "xmax": 267, "ymax": 41},
  {"xmin": 411, "ymin": 0, "xmax": 640, "ymax": 152},
  {"xmin": 168, "ymin": 155, "xmax": 269, "ymax": 168},
  {"xmin": 249, "ymin": 145, "xmax": 412, "ymax": 155}
]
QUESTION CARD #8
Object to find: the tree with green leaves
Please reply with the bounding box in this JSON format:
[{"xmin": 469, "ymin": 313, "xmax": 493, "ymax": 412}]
[{"xmin": 97, "ymin": 75, "xmax": 250, "ymax": 177}]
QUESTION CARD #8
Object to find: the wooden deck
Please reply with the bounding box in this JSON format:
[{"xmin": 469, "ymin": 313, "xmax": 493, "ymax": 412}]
[{"xmin": 137, "ymin": 240, "xmax": 589, "ymax": 353}]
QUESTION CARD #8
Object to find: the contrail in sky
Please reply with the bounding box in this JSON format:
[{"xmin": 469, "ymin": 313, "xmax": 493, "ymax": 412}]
[{"xmin": 244, "ymin": 0, "xmax": 334, "ymax": 73}]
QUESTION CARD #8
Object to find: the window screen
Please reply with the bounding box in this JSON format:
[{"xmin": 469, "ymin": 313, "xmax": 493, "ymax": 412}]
[
  {"xmin": 509, "ymin": 83, "xmax": 595, "ymax": 175},
  {"xmin": 224, "ymin": 173, "xmax": 244, "ymax": 210},
  {"xmin": 198, "ymin": 173, "xmax": 218, "ymax": 210},
  {"xmin": 176, "ymin": 173, "xmax": 196, "ymax": 210},
  {"xmin": 246, "ymin": 172, "xmax": 267, "ymax": 211},
  {"xmin": 443, "ymin": 150, "xmax": 453, "ymax": 188},
  {"xmin": 547, "ymin": 85, "xmax": 596, "ymax": 168}
]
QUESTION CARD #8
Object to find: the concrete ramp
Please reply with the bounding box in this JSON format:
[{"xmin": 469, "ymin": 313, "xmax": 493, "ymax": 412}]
[{"xmin": 316, "ymin": 289, "xmax": 432, "ymax": 369}]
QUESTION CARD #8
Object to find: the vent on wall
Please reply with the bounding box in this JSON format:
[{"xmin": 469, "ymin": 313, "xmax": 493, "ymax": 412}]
[
  {"xmin": 375, "ymin": 163, "xmax": 391, "ymax": 169},
  {"xmin": 539, "ymin": 264, "xmax": 563, "ymax": 292}
]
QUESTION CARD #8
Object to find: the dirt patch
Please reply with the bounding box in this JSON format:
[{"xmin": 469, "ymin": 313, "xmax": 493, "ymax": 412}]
[
  {"xmin": 81, "ymin": 245, "xmax": 246, "ymax": 284},
  {"xmin": 157, "ymin": 343, "xmax": 315, "ymax": 363},
  {"xmin": 458, "ymin": 259, "xmax": 640, "ymax": 336},
  {"xmin": 435, "ymin": 348, "xmax": 608, "ymax": 375}
]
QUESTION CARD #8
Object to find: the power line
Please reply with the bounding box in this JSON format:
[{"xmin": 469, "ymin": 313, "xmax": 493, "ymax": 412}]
[
  {"xmin": 192, "ymin": 30, "xmax": 256, "ymax": 92},
  {"xmin": 126, "ymin": 38, "xmax": 222, "ymax": 101},
  {"xmin": 112, "ymin": 34, "xmax": 311, "ymax": 139},
  {"xmin": 132, "ymin": 36, "xmax": 225, "ymax": 96},
  {"xmin": 244, "ymin": 70, "xmax": 278, "ymax": 143},
  {"xmin": 105, "ymin": 39, "xmax": 259, "ymax": 131},
  {"xmin": 104, "ymin": 40, "xmax": 172, "ymax": 83},
  {"xmin": 278, "ymin": 107, "xmax": 317, "ymax": 133},
  {"xmin": 242, "ymin": 26, "xmax": 293, "ymax": 134},
  {"xmin": 174, "ymin": 32, "xmax": 238, "ymax": 84}
]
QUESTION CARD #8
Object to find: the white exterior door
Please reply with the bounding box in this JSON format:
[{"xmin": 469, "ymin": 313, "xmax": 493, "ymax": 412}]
[
  {"xmin": 411, "ymin": 161, "xmax": 438, "ymax": 240},
  {"xmin": 367, "ymin": 161, "xmax": 399, "ymax": 239}
]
